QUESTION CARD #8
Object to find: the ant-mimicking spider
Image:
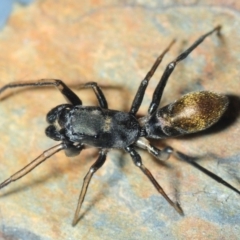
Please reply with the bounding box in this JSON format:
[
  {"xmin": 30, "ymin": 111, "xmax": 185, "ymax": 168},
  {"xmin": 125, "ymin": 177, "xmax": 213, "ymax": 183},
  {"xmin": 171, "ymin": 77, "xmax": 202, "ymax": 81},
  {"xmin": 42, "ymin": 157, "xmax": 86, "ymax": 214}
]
[{"xmin": 0, "ymin": 25, "xmax": 239, "ymax": 226}]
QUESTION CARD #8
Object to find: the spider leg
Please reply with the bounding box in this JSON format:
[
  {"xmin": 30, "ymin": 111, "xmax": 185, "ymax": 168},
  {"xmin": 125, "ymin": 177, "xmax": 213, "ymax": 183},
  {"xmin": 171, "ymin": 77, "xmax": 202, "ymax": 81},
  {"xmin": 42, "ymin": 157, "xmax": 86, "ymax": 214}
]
[
  {"xmin": 72, "ymin": 149, "xmax": 108, "ymax": 226},
  {"xmin": 64, "ymin": 143, "xmax": 85, "ymax": 157},
  {"xmin": 136, "ymin": 138, "xmax": 173, "ymax": 161},
  {"xmin": 0, "ymin": 79, "xmax": 82, "ymax": 105},
  {"xmin": 77, "ymin": 82, "xmax": 108, "ymax": 109},
  {"xmin": 0, "ymin": 143, "xmax": 66, "ymax": 190},
  {"xmin": 148, "ymin": 26, "xmax": 221, "ymax": 114},
  {"xmin": 130, "ymin": 39, "xmax": 176, "ymax": 115},
  {"xmin": 125, "ymin": 146, "xmax": 183, "ymax": 215},
  {"xmin": 176, "ymin": 152, "xmax": 240, "ymax": 195}
]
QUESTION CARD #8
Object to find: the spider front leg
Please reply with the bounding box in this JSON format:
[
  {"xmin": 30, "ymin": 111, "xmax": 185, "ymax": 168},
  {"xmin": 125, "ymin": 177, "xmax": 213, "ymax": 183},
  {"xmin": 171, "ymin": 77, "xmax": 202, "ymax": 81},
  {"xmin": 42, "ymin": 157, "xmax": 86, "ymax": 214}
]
[
  {"xmin": 0, "ymin": 143, "xmax": 67, "ymax": 190},
  {"xmin": 0, "ymin": 79, "xmax": 82, "ymax": 106},
  {"xmin": 77, "ymin": 82, "xmax": 108, "ymax": 109},
  {"xmin": 72, "ymin": 149, "xmax": 108, "ymax": 226},
  {"xmin": 125, "ymin": 146, "xmax": 183, "ymax": 215}
]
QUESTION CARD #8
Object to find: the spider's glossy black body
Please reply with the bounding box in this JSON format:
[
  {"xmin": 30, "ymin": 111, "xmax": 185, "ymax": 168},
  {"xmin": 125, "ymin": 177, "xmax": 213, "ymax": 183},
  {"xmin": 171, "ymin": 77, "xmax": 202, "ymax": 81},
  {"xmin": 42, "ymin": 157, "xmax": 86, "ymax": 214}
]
[
  {"xmin": 47, "ymin": 105, "xmax": 141, "ymax": 149},
  {"xmin": 0, "ymin": 26, "xmax": 239, "ymax": 226}
]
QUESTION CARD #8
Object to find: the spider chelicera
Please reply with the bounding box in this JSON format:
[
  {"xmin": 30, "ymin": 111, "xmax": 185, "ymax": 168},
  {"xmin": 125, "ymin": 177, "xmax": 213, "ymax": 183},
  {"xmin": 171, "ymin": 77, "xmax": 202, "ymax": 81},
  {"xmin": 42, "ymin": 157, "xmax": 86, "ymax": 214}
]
[{"xmin": 0, "ymin": 25, "xmax": 239, "ymax": 226}]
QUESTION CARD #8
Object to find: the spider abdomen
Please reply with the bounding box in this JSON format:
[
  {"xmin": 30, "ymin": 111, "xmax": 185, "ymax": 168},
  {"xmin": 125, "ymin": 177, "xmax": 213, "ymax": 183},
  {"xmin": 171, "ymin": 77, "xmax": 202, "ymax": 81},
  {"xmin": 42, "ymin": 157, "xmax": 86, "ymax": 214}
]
[{"xmin": 145, "ymin": 91, "xmax": 229, "ymax": 138}]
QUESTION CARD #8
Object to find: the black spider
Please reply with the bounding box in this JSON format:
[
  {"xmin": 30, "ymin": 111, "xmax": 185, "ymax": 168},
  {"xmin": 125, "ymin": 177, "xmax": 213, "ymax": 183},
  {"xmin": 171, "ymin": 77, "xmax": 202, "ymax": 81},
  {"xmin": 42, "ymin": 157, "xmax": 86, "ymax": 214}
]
[{"xmin": 0, "ymin": 25, "xmax": 239, "ymax": 226}]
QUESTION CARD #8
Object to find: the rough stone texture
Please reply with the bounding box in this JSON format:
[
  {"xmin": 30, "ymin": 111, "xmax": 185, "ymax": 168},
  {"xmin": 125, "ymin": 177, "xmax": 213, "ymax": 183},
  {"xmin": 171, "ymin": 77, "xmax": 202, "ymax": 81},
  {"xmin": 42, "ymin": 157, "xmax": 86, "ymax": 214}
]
[{"xmin": 0, "ymin": 1, "xmax": 239, "ymax": 240}]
